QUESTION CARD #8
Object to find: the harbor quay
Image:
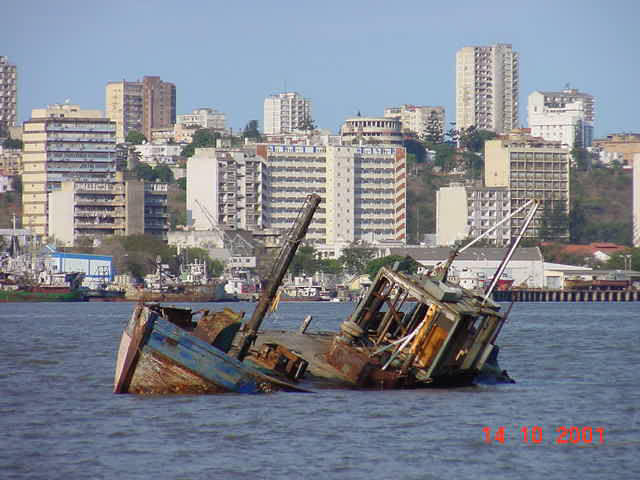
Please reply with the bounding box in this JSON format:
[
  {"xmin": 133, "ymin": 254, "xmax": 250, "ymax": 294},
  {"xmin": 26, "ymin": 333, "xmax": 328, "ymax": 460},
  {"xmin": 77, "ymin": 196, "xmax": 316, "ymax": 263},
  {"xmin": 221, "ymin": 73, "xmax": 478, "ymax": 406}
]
[{"xmin": 492, "ymin": 289, "xmax": 640, "ymax": 302}]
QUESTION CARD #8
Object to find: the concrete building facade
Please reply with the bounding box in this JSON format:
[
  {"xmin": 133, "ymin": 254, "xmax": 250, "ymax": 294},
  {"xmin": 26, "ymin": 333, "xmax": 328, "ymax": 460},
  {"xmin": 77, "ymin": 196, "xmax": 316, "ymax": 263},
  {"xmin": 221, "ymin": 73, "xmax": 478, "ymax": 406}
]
[
  {"xmin": 437, "ymin": 183, "xmax": 511, "ymax": 247},
  {"xmin": 47, "ymin": 172, "xmax": 168, "ymax": 246},
  {"xmin": 22, "ymin": 104, "xmax": 117, "ymax": 237},
  {"xmin": 340, "ymin": 117, "xmax": 403, "ymax": 145},
  {"xmin": 593, "ymin": 134, "xmax": 640, "ymax": 167},
  {"xmin": 528, "ymin": 89, "xmax": 594, "ymax": 148},
  {"xmin": 177, "ymin": 108, "xmax": 226, "ymax": 131},
  {"xmin": 0, "ymin": 145, "xmax": 22, "ymax": 175},
  {"xmin": 133, "ymin": 143, "xmax": 183, "ymax": 167},
  {"xmin": 383, "ymin": 105, "xmax": 445, "ymax": 139},
  {"xmin": 263, "ymin": 92, "xmax": 312, "ymax": 135},
  {"xmin": 257, "ymin": 143, "xmax": 407, "ymax": 246},
  {"xmin": 105, "ymin": 81, "xmax": 143, "ymax": 143},
  {"xmin": 187, "ymin": 148, "xmax": 265, "ymax": 232},
  {"xmin": 456, "ymin": 43, "xmax": 519, "ymax": 134},
  {"xmin": 0, "ymin": 56, "xmax": 17, "ymax": 138},
  {"xmin": 106, "ymin": 76, "xmax": 176, "ymax": 143},
  {"xmin": 485, "ymin": 131, "xmax": 570, "ymax": 240}
]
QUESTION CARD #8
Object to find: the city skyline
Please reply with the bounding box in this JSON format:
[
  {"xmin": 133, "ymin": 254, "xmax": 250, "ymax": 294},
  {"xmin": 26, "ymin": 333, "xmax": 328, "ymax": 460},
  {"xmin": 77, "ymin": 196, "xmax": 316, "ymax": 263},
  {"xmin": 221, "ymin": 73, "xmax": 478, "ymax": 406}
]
[{"xmin": 2, "ymin": 1, "xmax": 639, "ymax": 138}]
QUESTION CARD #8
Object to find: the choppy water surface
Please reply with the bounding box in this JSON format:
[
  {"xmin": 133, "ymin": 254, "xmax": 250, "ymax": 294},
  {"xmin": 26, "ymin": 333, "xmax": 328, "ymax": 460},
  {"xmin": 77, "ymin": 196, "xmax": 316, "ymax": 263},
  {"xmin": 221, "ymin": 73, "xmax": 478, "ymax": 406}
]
[{"xmin": 1, "ymin": 301, "xmax": 639, "ymax": 479}]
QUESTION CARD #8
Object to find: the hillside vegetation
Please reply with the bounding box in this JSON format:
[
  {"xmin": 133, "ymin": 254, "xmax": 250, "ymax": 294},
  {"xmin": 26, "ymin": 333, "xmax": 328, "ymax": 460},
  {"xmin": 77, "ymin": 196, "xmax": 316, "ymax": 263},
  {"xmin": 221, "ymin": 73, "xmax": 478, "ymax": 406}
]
[{"xmin": 406, "ymin": 165, "xmax": 634, "ymax": 246}]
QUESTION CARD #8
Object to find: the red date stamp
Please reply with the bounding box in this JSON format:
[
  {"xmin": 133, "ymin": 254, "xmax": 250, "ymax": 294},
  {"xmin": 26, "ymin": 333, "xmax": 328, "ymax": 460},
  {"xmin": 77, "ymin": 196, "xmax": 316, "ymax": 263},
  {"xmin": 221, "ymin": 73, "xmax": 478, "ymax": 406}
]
[{"xmin": 483, "ymin": 426, "xmax": 605, "ymax": 444}]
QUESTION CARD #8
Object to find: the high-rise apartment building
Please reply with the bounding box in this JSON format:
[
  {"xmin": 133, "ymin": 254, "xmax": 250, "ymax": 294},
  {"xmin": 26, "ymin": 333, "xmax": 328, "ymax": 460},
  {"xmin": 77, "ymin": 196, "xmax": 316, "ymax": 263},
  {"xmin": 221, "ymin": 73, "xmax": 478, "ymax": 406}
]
[
  {"xmin": 0, "ymin": 56, "xmax": 17, "ymax": 138},
  {"xmin": 105, "ymin": 81, "xmax": 143, "ymax": 143},
  {"xmin": 187, "ymin": 148, "xmax": 265, "ymax": 232},
  {"xmin": 256, "ymin": 143, "xmax": 407, "ymax": 245},
  {"xmin": 384, "ymin": 105, "xmax": 445, "ymax": 140},
  {"xmin": 48, "ymin": 171, "xmax": 168, "ymax": 246},
  {"xmin": 263, "ymin": 92, "xmax": 312, "ymax": 135},
  {"xmin": 142, "ymin": 76, "xmax": 176, "ymax": 142},
  {"xmin": 436, "ymin": 183, "xmax": 511, "ymax": 246},
  {"xmin": 485, "ymin": 131, "xmax": 570, "ymax": 240},
  {"xmin": 22, "ymin": 104, "xmax": 117, "ymax": 237},
  {"xmin": 456, "ymin": 44, "xmax": 519, "ymax": 134},
  {"xmin": 528, "ymin": 88, "xmax": 595, "ymax": 148},
  {"xmin": 106, "ymin": 76, "xmax": 176, "ymax": 143}
]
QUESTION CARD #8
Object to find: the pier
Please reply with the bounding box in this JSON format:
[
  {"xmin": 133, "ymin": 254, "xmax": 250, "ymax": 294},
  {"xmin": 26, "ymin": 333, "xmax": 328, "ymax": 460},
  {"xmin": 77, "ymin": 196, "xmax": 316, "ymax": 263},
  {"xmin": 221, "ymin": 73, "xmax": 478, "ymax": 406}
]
[{"xmin": 492, "ymin": 289, "xmax": 640, "ymax": 302}]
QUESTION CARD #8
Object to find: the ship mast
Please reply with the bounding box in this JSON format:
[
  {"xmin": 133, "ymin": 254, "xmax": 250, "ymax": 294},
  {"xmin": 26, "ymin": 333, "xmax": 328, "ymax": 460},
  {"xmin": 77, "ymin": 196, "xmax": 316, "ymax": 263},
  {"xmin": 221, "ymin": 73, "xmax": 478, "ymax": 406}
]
[{"xmin": 236, "ymin": 194, "xmax": 321, "ymax": 361}]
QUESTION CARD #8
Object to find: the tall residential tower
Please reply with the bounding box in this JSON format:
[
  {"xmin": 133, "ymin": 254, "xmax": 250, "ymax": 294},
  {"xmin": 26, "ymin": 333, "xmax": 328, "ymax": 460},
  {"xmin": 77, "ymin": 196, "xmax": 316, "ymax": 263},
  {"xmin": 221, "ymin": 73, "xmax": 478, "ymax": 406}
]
[
  {"xmin": 106, "ymin": 76, "xmax": 176, "ymax": 143},
  {"xmin": 22, "ymin": 104, "xmax": 117, "ymax": 237},
  {"xmin": 456, "ymin": 44, "xmax": 519, "ymax": 134},
  {"xmin": 0, "ymin": 56, "xmax": 17, "ymax": 138},
  {"xmin": 263, "ymin": 92, "xmax": 312, "ymax": 135}
]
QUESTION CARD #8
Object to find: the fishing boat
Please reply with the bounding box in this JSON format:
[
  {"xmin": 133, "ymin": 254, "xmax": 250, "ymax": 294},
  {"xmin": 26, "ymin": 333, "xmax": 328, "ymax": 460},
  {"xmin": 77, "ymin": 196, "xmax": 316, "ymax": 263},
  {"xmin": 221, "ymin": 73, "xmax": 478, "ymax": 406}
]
[
  {"xmin": 114, "ymin": 196, "xmax": 539, "ymax": 394},
  {"xmin": 114, "ymin": 194, "xmax": 321, "ymax": 394},
  {"xmin": 0, "ymin": 271, "xmax": 86, "ymax": 302}
]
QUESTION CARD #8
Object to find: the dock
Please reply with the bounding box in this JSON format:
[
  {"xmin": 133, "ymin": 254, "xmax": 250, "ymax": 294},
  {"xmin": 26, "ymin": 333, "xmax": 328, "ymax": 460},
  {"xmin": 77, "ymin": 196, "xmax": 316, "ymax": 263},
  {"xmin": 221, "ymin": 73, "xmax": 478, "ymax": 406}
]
[{"xmin": 492, "ymin": 289, "xmax": 640, "ymax": 302}]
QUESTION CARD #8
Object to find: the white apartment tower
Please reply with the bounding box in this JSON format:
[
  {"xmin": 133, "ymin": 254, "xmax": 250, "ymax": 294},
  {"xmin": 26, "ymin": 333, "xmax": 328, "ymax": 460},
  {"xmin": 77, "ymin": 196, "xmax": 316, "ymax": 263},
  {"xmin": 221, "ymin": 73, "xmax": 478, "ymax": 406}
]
[
  {"xmin": 187, "ymin": 148, "xmax": 264, "ymax": 232},
  {"xmin": 257, "ymin": 144, "xmax": 407, "ymax": 245},
  {"xmin": 22, "ymin": 104, "xmax": 117, "ymax": 237},
  {"xmin": 0, "ymin": 56, "xmax": 17, "ymax": 138},
  {"xmin": 456, "ymin": 44, "xmax": 519, "ymax": 134},
  {"xmin": 263, "ymin": 92, "xmax": 312, "ymax": 135},
  {"xmin": 528, "ymin": 88, "xmax": 595, "ymax": 148}
]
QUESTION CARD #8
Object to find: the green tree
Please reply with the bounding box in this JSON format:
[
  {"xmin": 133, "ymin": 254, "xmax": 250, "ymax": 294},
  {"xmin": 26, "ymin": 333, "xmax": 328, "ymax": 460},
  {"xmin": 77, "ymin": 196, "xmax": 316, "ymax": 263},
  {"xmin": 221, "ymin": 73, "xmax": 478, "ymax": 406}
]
[
  {"xmin": 181, "ymin": 247, "xmax": 225, "ymax": 277},
  {"xmin": 2, "ymin": 137, "xmax": 22, "ymax": 149},
  {"xmin": 430, "ymin": 143, "xmax": 458, "ymax": 172},
  {"xmin": 423, "ymin": 110, "xmax": 443, "ymax": 144},
  {"xmin": 460, "ymin": 127, "xmax": 496, "ymax": 153},
  {"xmin": 462, "ymin": 151, "xmax": 483, "ymax": 179},
  {"xmin": 153, "ymin": 165, "xmax": 174, "ymax": 183},
  {"xmin": 169, "ymin": 208, "xmax": 187, "ymax": 229},
  {"xmin": 181, "ymin": 129, "xmax": 220, "ymax": 157},
  {"xmin": 538, "ymin": 202, "xmax": 569, "ymax": 242},
  {"xmin": 176, "ymin": 177, "xmax": 187, "ymax": 190},
  {"xmin": 571, "ymin": 123, "xmax": 591, "ymax": 171},
  {"xmin": 134, "ymin": 162, "xmax": 155, "ymax": 181},
  {"xmin": 403, "ymin": 138, "xmax": 426, "ymax": 163},
  {"xmin": 340, "ymin": 244, "xmax": 376, "ymax": 275},
  {"xmin": 316, "ymin": 258, "xmax": 343, "ymax": 275},
  {"xmin": 299, "ymin": 115, "xmax": 316, "ymax": 132},
  {"xmin": 95, "ymin": 234, "xmax": 178, "ymax": 281},
  {"xmin": 242, "ymin": 120, "xmax": 262, "ymax": 141},
  {"xmin": 569, "ymin": 200, "xmax": 587, "ymax": 243},
  {"xmin": 290, "ymin": 244, "xmax": 318, "ymax": 276},
  {"xmin": 126, "ymin": 130, "xmax": 146, "ymax": 145},
  {"xmin": 605, "ymin": 248, "xmax": 640, "ymax": 271},
  {"xmin": 365, "ymin": 255, "xmax": 418, "ymax": 278}
]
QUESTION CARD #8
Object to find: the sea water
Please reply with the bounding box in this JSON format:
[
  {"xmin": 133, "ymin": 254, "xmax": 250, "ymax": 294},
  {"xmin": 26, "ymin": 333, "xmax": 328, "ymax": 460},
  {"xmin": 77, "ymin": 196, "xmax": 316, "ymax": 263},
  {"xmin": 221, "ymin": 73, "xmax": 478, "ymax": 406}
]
[{"xmin": 1, "ymin": 301, "xmax": 638, "ymax": 479}]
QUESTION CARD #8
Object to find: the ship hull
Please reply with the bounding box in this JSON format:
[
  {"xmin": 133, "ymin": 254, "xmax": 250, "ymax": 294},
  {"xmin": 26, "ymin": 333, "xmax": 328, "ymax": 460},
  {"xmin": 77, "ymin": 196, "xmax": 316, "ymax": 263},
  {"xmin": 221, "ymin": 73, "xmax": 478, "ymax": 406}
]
[
  {"xmin": 114, "ymin": 304, "xmax": 308, "ymax": 395},
  {"xmin": 0, "ymin": 289, "xmax": 86, "ymax": 302}
]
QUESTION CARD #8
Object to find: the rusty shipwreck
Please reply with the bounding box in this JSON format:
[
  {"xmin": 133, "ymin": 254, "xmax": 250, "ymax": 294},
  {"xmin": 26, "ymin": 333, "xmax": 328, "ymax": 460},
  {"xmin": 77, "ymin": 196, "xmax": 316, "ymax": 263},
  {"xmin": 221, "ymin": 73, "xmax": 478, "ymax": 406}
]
[{"xmin": 114, "ymin": 195, "xmax": 539, "ymax": 394}]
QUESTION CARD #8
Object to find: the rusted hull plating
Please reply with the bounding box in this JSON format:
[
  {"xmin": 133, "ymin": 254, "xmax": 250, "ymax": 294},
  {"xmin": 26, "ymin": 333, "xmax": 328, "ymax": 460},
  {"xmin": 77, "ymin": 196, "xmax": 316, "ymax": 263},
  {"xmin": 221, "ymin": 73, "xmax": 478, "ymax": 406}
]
[{"xmin": 114, "ymin": 304, "xmax": 309, "ymax": 395}]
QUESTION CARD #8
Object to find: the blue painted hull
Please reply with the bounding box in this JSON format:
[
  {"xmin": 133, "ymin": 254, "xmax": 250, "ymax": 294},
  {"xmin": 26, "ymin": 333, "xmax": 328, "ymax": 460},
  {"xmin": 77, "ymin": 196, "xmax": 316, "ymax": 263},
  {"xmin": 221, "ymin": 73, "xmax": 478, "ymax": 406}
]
[{"xmin": 114, "ymin": 305, "xmax": 308, "ymax": 394}]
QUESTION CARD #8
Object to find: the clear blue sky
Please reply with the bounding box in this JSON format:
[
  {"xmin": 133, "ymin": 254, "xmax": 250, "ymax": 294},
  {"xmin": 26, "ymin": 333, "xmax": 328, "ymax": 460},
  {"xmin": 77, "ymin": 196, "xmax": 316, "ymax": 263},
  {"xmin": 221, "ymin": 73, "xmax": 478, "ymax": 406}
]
[{"xmin": 3, "ymin": 1, "xmax": 639, "ymax": 137}]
